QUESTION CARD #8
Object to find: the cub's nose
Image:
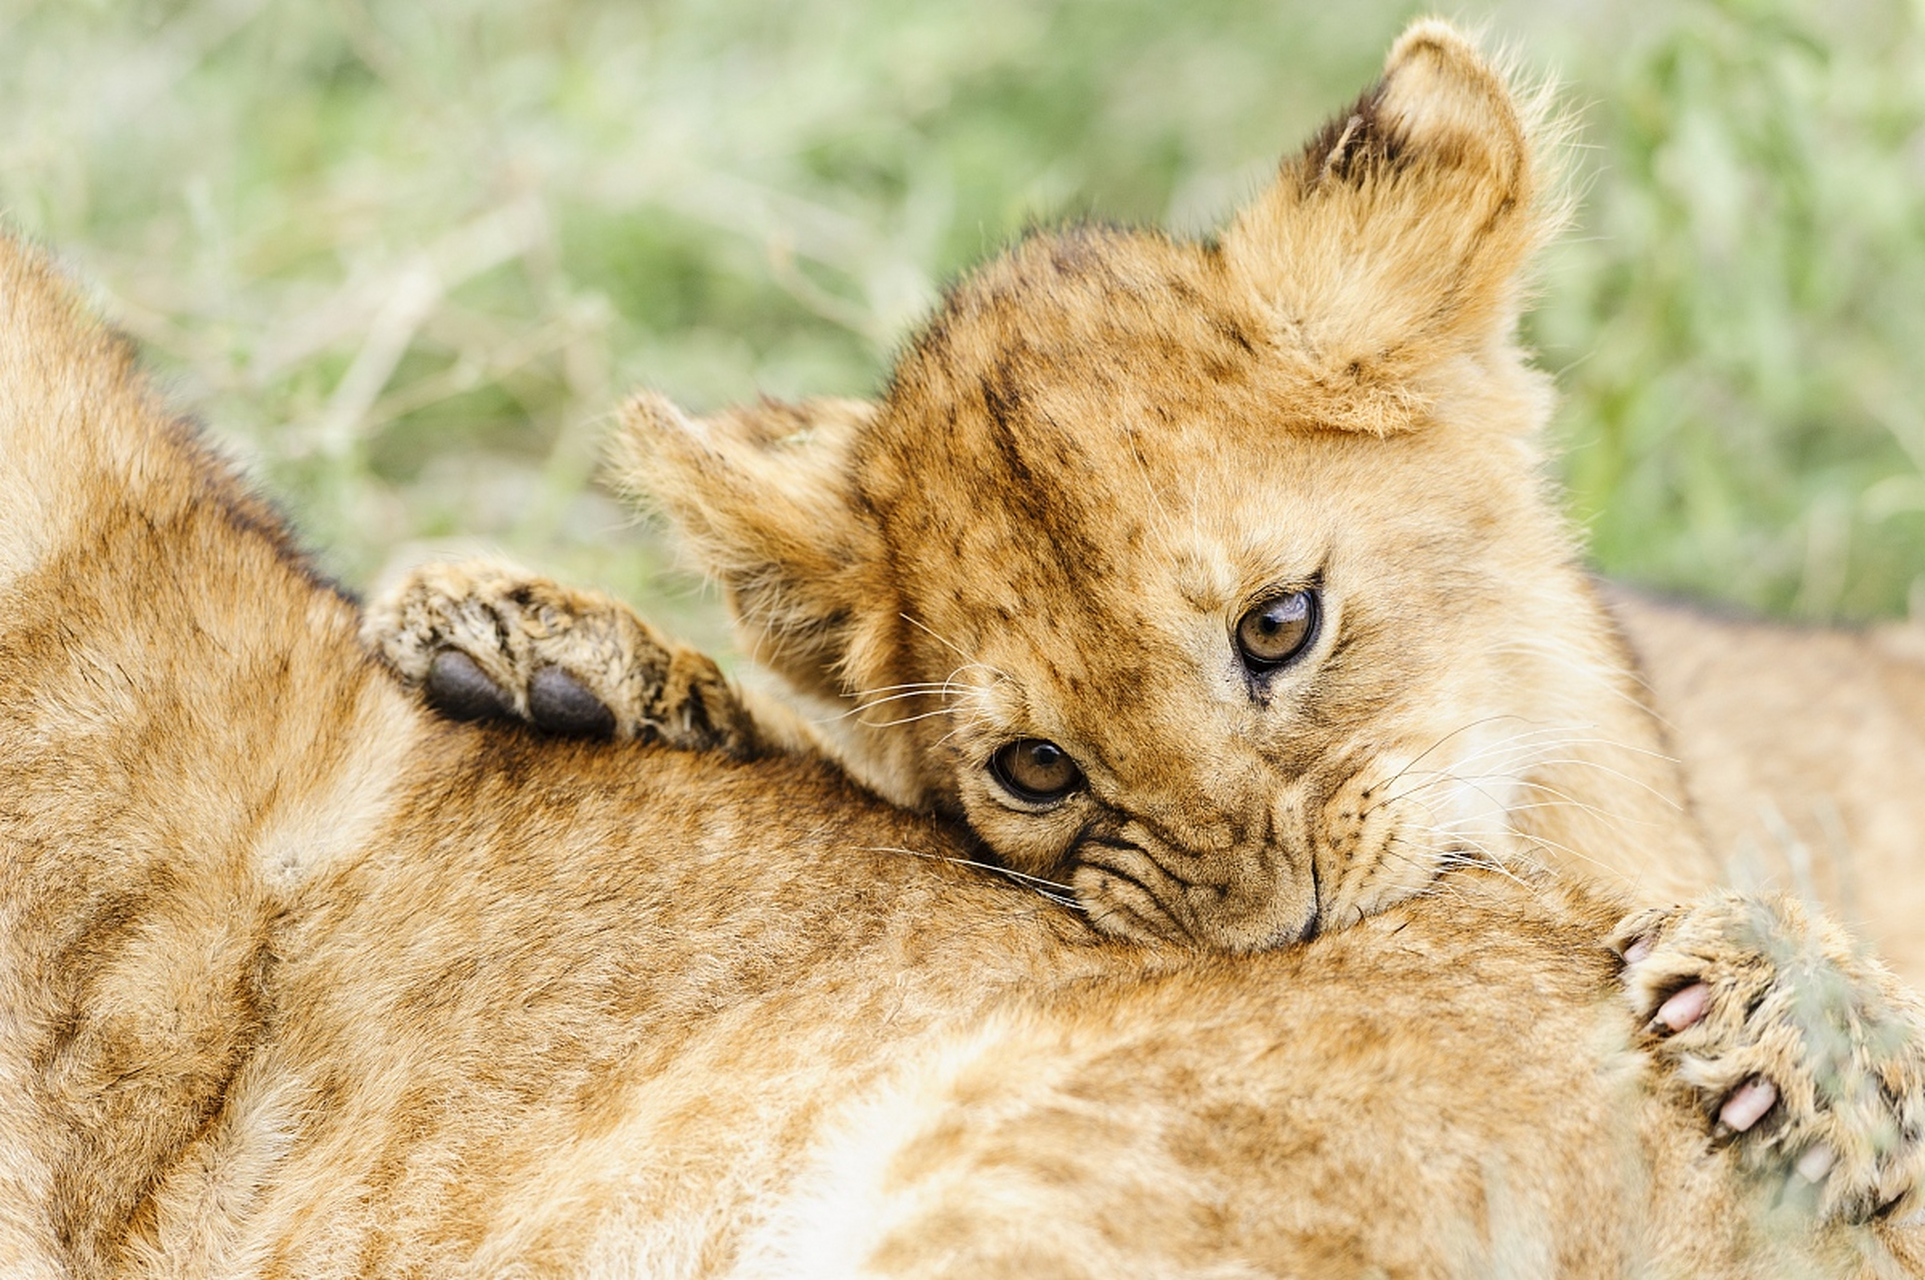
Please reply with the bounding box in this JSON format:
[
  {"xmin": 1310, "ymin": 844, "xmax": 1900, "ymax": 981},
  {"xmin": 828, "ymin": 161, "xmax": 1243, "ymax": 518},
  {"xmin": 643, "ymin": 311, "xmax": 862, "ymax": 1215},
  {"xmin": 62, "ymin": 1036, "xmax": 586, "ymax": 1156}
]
[{"xmin": 1182, "ymin": 870, "xmax": 1320, "ymax": 953}]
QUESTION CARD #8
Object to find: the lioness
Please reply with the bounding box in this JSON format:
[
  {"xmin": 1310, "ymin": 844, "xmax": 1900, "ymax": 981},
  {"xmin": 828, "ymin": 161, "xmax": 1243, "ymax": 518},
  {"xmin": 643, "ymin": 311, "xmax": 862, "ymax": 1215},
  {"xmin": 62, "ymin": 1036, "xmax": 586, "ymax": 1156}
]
[{"xmin": 2, "ymin": 218, "xmax": 1924, "ymax": 1270}]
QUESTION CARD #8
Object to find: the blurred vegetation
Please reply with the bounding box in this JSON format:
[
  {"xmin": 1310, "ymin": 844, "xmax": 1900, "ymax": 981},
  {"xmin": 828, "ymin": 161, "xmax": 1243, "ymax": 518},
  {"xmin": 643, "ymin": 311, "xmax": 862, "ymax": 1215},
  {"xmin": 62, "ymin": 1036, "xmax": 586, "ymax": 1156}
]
[
  {"xmin": 1527, "ymin": 0, "xmax": 1925, "ymax": 619},
  {"xmin": 2, "ymin": 0, "xmax": 1923, "ymax": 642}
]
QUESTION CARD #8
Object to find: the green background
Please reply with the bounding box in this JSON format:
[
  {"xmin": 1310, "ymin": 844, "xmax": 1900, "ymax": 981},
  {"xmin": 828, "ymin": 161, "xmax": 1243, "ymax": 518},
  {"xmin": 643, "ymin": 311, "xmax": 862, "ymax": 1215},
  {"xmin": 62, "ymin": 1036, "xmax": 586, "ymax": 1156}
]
[{"xmin": 5, "ymin": 0, "xmax": 1923, "ymax": 652}]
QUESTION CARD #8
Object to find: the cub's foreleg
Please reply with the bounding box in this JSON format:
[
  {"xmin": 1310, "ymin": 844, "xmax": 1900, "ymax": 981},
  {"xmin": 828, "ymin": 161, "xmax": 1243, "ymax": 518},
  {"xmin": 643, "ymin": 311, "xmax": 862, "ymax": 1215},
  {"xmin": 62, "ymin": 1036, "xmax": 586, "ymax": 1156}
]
[{"xmin": 366, "ymin": 560, "xmax": 783, "ymax": 757}]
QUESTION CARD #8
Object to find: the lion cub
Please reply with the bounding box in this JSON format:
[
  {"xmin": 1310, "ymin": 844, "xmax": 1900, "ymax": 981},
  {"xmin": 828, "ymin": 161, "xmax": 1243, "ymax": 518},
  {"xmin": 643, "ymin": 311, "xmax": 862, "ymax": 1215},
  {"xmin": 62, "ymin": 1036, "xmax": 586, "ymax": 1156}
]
[
  {"xmin": 377, "ymin": 22, "xmax": 1706, "ymax": 947},
  {"xmin": 370, "ymin": 21, "xmax": 1925, "ymax": 1210}
]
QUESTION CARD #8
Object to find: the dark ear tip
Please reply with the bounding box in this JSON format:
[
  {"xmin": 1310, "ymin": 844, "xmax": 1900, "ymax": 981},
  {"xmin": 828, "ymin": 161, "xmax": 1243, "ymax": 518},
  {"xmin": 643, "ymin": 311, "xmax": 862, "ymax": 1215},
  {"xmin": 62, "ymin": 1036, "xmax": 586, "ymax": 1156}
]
[
  {"xmin": 1300, "ymin": 82, "xmax": 1396, "ymax": 188},
  {"xmin": 424, "ymin": 649, "xmax": 514, "ymax": 723},
  {"xmin": 528, "ymin": 665, "xmax": 617, "ymax": 740}
]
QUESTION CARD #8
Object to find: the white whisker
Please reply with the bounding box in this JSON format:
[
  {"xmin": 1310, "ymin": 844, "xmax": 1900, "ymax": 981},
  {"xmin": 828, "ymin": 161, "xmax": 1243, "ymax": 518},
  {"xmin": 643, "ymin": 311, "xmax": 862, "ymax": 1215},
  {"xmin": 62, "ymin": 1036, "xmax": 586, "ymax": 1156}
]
[
  {"xmin": 1505, "ymin": 755, "xmax": 1684, "ymax": 811},
  {"xmin": 900, "ymin": 612, "xmax": 1009, "ymax": 682},
  {"xmin": 862, "ymin": 706, "xmax": 967, "ymax": 730},
  {"xmin": 1369, "ymin": 713, "xmax": 1535, "ymax": 796},
  {"xmin": 857, "ymin": 844, "xmax": 1086, "ymax": 911}
]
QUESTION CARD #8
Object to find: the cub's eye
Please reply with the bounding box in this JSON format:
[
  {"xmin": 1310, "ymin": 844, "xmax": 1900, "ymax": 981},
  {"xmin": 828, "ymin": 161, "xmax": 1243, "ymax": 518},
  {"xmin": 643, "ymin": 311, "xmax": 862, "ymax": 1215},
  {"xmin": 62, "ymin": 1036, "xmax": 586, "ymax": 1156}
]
[
  {"xmin": 989, "ymin": 739, "xmax": 1083, "ymax": 805},
  {"xmin": 1235, "ymin": 588, "xmax": 1320, "ymax": 672}
]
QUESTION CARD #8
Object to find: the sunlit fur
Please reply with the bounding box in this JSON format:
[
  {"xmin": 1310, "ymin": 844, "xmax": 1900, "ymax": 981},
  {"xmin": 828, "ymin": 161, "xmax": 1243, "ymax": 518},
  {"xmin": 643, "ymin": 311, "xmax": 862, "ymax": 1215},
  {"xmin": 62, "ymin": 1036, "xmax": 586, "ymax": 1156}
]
[
  {"xmin": 613, "ymin": 22, "xmax": 1716, "ymax": 950},
  {"xmin": 8, "ymin": 229, "xmax": 1923, "ymax": 1277}
]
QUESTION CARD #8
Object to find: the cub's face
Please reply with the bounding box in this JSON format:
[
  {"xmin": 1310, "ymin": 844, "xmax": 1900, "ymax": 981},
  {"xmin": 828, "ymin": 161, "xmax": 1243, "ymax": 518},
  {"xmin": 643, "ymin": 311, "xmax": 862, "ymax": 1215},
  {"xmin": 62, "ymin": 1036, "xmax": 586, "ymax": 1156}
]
[
  {"xmin": 844, "ymin": 232, "xmax": 1577, "ymax": 950},
  {"xmin": 624, "ymin": 22, "xmax": 1594, "ymax": 948}
]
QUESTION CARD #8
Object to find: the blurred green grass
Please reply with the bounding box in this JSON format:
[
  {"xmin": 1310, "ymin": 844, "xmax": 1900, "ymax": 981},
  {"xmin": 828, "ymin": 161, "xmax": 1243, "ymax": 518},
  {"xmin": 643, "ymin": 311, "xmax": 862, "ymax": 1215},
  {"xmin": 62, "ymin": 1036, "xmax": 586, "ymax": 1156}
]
[{"xmin": 3, "ymin": 0, "xmax": 1923, "ymax": 646}]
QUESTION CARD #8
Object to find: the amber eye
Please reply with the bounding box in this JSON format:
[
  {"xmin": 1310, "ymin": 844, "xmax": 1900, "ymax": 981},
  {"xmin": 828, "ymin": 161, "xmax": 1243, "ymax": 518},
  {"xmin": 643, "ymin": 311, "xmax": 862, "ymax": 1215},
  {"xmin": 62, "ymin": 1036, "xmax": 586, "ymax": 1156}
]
[
  {"xmin": 1235, "ymin": 589, "xmax": 1319, "ymax": 672},
  {"xmin": 989, "ymin": 739, "xmax": 1084, "ymax": 805}
]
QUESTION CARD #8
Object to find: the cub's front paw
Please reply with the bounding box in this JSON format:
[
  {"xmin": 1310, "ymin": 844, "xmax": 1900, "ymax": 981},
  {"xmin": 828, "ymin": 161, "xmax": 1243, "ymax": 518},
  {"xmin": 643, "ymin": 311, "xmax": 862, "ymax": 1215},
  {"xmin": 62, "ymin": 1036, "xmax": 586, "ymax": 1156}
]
[
  {"xmin": 365, "ymin": 560, "xmax": 761, "ymax": 756},
  {"xmin": 1613, "ymin": 894, "xmax": 1925, "ymax": 1223}
]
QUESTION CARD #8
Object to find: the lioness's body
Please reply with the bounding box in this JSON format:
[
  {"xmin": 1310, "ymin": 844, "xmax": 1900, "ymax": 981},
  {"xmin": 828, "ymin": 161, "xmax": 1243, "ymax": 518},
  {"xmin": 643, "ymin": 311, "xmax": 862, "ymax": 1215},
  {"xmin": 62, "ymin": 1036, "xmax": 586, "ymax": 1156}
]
[
  {"xmin": 0, "ymin": 234, "xmax": 1917, "ymax": 1272},
  {"xmin": 1612, "ymin": 591, "xmax": 1925, "ymax": 983}
]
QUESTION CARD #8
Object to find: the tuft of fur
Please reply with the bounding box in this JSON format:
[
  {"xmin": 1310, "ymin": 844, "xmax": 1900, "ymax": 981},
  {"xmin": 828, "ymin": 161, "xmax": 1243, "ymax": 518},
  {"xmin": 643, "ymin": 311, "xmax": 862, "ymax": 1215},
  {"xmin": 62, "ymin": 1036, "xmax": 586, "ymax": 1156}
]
[{"xmin": 3, "ymin": 221, "xmax": 1923, "ymax": 1274}]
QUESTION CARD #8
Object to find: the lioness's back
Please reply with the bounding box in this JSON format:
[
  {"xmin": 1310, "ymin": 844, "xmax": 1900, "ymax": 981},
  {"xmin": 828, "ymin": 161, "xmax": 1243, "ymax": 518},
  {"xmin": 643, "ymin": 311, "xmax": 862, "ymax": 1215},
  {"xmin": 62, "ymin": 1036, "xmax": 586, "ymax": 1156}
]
[{"xmin": 1612, "ymin": 589, "xmax": 1925, "ymax": 982}]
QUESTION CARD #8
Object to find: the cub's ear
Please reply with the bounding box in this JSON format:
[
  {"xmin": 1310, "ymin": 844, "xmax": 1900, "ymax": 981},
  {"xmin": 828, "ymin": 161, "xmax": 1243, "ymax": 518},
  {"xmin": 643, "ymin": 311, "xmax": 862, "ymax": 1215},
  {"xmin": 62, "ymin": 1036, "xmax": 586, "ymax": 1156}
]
[
  {"xmin": 1223, "ymin": 20, "xmax": 1565, "ymax": 435},
  {"xmin": 611, "ymin": 391, "xmax": 885, "ymax": 706}
]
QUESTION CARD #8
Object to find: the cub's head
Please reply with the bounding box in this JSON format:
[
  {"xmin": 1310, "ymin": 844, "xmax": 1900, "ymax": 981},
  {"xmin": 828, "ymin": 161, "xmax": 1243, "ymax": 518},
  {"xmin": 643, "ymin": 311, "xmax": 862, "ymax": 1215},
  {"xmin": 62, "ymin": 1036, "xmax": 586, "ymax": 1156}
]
[{"xmin": 619, "ymin": 23, "xmax": 1607, "ymax": 949}]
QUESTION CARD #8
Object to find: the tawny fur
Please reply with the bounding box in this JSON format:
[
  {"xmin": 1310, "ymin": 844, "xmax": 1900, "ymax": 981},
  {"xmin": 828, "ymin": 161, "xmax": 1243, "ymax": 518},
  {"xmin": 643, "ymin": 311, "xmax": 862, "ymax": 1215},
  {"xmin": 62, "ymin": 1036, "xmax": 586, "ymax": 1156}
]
[
  {"xmin": 4, "ymin": 222, "xmax": 1925, "ymax": 1270},
  {"xmin": 1608, "ymin": 589, "xmax": 1925, "ymax": 987}
]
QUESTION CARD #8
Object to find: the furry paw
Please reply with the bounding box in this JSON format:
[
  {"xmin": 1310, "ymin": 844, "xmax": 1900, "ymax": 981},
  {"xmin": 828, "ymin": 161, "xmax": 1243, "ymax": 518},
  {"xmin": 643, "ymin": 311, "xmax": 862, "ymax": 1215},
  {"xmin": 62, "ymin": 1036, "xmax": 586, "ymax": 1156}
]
[
  {"xmin": 1613, "ymin": 893, "xmax": 1925, "ymax": 1223},
  {"xmin": 364, "ymin": 560, "xmax": 761, "ymax": 756}
]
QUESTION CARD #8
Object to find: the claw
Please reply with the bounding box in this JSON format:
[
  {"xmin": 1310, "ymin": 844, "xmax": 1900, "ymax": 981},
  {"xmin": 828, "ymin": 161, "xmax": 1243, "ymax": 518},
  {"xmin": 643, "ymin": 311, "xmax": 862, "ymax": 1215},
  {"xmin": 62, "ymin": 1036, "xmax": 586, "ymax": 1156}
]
[
  {"xmin": 1794, "ymin": 1144, "xmax": 1836, "ymax": 1183},
  {"xmin": 1718, "ymin": 1078, "xmax": 1778, "ymax": 1133},
  {"xmin": 1653, "ymin": 982, "xmax": 1710, "ymax": 1033}
]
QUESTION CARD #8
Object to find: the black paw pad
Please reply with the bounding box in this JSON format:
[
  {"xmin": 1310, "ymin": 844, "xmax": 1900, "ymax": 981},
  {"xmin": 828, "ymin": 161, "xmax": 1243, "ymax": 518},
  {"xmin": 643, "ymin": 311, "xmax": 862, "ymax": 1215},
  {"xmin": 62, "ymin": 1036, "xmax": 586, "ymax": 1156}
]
[
  {"xmin": 424, "ymin": 650, "xmax": 514, "ymax": 722},
  {"xmin": 528, "ymin": 666, "xmax": 616, "ymax": 740}
]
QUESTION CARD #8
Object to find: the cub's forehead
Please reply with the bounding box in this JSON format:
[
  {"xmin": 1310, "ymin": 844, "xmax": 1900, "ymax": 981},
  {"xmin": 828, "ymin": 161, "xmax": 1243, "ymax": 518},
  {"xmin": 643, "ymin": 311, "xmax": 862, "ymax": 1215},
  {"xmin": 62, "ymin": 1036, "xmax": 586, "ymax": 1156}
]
[
  {"xmin": 848, "ymin": 221, "xmax": 1484, "ymax": 688},
  {"xmin": 877, "ymin": 225, "xmax": 1281, "ymax": 439},
  {"xmin": 856, "ymin": 225, "xmax": 1311, "ymax": 566}
]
